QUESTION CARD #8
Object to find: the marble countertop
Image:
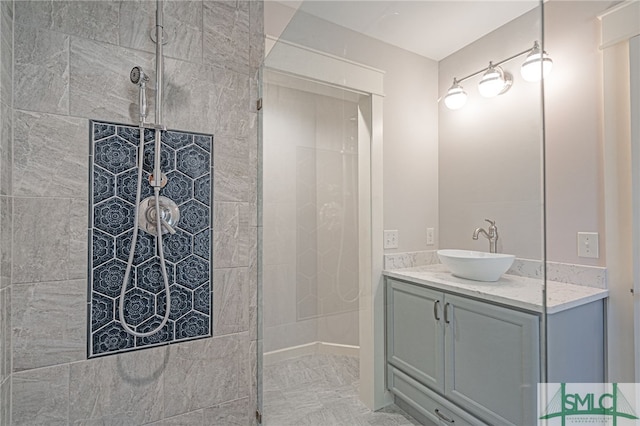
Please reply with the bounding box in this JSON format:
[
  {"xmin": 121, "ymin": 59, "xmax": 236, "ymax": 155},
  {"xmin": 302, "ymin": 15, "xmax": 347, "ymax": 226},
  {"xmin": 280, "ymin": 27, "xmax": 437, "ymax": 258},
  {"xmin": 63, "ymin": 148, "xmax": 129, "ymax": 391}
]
[{"xmin": 383, "ymin": 264, "xmax": 608, "ymax": 314}]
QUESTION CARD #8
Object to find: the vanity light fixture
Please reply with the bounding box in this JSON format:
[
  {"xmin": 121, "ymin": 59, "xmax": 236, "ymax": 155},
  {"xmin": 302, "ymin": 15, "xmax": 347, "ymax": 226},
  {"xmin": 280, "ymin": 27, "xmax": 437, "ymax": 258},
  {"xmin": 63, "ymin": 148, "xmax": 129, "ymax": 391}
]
[
  {"xmin": 478, "ymin": 62, "xmax": 512, "ymax": 98},
  {"xmin": 444, "ymin": 79, "xmax": 468, "ymax": 110},
  {"xmin": 444, "ymin": 41, "xmax": 552, "ymax": 110},
  {"xmin": 520, "ymin": 41, "xmax": 553, "ymax": 82}
]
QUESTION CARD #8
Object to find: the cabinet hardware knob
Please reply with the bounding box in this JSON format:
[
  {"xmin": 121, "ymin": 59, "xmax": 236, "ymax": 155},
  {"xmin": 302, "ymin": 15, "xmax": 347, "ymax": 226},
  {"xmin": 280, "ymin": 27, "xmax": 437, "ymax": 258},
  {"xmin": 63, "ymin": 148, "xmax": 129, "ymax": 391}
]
[
  {"xmin": 434, "ymin": 300, "xmax": 441, "ymax": 321},
  {"xmin": 435, "ymin": 408, "xmax": 455, "ymax": 423},
  {"xmin": 444, "ymin": 303, "xmax": 451, "ymax": 324}
]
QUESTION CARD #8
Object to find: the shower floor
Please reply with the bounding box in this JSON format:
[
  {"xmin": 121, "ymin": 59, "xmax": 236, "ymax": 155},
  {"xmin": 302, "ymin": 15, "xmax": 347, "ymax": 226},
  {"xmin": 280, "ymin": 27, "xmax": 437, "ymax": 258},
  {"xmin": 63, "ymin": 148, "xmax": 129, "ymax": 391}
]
[{"xmin": 263, "ymin": 353, "xmax": 420, "ymax": 425}]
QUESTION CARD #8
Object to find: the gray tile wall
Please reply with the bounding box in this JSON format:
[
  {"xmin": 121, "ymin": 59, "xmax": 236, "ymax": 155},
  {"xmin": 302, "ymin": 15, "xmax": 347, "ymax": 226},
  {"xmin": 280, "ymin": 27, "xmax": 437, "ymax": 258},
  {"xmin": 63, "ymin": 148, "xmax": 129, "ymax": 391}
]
[
  {"xmin": 2, "ymin": 0, "xmax": 263, "ymax": 424},
  {"xmin": 0, "ymin": 0, "xmax": 13, "ymax": 423}
]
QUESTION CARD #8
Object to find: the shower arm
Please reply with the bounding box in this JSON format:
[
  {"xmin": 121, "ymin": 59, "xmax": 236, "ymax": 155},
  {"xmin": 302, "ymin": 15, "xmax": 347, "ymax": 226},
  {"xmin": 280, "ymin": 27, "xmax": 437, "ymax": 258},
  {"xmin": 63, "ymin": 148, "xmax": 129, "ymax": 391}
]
[
  {"xmin": 151, "ymin": 0, "xmax": 164, "ymax": 190},
  {"xmin": 155, "ymin": 0, "xmax": 163, "ymax": 127}
]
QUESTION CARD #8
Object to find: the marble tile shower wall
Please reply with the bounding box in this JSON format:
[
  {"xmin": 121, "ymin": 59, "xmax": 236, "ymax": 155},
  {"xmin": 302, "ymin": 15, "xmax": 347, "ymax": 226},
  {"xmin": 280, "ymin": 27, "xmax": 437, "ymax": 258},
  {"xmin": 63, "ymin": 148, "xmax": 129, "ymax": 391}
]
[{"xmin": 1, "ymin": 1, "xmax": 263, "ymax": 424}]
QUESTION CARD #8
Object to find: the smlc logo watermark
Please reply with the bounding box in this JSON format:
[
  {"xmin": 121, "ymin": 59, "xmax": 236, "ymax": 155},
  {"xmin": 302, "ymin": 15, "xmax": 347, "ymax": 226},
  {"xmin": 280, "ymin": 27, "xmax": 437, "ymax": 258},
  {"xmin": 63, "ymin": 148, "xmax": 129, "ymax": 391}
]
[{"xmin": 538, "ymin": 383, "xmax": 640, "ymax": 425}]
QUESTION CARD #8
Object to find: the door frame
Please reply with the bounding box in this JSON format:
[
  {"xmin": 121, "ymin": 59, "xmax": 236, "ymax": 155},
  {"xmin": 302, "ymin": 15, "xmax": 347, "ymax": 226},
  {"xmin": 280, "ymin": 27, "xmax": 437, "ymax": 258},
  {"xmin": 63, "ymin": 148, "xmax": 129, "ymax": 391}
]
[
  {"xmin": 599, "ymin": 2, "xmax": 640, "ymax": 382},
  {"xmin": 260, "ymin": 36, "xmax": 391, "ymax": 409}
]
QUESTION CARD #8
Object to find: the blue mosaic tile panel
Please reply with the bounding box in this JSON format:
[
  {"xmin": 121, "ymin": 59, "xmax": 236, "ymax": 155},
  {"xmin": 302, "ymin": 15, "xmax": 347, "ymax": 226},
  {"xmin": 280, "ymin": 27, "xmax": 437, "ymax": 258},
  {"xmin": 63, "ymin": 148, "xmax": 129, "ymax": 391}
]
[{"xmin": 88, "ymin": 120, "xmax": 213, "ymax": 358}]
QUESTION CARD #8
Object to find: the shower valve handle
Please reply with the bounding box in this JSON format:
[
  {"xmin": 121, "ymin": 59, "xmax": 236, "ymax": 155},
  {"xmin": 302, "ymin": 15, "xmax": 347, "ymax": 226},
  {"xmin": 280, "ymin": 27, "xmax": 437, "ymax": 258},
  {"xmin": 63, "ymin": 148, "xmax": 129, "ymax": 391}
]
[{"xmin": 161, "ymin": 218, "xmax": 176, "ymax": 235}]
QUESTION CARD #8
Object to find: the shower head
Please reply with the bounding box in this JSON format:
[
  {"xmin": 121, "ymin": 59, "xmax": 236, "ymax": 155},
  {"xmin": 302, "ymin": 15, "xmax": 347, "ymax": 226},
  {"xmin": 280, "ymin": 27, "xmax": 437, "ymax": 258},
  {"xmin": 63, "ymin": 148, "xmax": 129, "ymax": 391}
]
[
  {"xmin": 130, "ymin": 66, "xmax": 149, "ymax": 85},
  {"xmin": 131, "ymin": 66, "xmax": 149, "ymax": 124}
]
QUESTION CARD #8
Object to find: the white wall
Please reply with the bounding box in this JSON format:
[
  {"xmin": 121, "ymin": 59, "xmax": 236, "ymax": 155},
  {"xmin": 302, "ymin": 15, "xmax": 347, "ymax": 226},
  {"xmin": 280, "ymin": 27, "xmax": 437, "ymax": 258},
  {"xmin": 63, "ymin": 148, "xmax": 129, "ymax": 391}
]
[
  {"xmin": 439, "ymin": 0, "xmax": 614, "ymax": 267},
  {"xmin": 545, "ymin": 0, "xmax": 634, "ymax": 380},
  {"xmin": 438, "ymin": 5, "xmax": 544, "ymax": 260},
  {"xmin": 265, "ymin": 2, "xmax": 439, "ymax": 254},
  {"xmin": 544, "ymin": 0, "xmax": 614, "ymax": 267},
  {"xmin": 440, "ymin": 0, "xmax": 628, "ymax": 381}
]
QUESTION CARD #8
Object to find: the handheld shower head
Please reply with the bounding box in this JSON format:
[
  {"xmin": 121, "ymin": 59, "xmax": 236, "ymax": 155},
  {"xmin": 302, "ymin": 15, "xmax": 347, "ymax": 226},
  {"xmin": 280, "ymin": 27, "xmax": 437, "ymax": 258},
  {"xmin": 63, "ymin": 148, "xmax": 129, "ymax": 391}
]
[
  {"xmin": 130, "ymin": 66, "xmax": 149, "ymax": 85},
  {"xmin": 130, "ymin": 66, "xmax": 149, "ymax": 124}
]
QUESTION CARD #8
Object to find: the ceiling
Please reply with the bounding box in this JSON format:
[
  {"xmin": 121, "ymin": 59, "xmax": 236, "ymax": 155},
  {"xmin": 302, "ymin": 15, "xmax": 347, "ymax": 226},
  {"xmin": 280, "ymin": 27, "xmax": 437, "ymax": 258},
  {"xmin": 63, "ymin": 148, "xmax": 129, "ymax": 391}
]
[{"xmin": 277, "ymin": 1, "xmax": 539, "ymax": 61}]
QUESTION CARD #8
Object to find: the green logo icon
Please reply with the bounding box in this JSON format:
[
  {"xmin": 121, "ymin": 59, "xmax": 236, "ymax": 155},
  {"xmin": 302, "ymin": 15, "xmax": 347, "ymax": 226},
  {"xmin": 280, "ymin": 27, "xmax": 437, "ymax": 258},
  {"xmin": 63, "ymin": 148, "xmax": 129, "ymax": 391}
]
[{"xmin": 540, "ymin": 383, "xmax": 639, "ymax": 425}]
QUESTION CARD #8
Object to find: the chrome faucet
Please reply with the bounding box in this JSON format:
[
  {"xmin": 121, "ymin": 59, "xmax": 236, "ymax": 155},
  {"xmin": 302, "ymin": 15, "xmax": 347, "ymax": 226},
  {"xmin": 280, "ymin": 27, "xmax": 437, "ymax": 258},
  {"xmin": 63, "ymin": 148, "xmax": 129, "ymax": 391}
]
[{"xmin": 473, "ymin": 219, "xmax": 499, "ymax": 253}]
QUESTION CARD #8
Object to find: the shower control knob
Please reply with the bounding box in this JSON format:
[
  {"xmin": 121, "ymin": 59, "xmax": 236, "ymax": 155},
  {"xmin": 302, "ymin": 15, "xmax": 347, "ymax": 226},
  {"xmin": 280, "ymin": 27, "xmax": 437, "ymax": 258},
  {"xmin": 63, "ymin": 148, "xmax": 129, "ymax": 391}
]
[{"xmin": 138, "ymin": 196, "xmax": 180, "ymax": 236}]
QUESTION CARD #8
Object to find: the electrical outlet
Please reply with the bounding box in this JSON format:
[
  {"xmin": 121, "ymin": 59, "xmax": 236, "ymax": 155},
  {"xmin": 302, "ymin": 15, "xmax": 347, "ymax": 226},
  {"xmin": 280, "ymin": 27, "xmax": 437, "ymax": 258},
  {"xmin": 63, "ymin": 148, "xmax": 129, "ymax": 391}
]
[
  {"xmin": 577, "ymin": 232, "xmax": 599, "ymax": 258},
  {"xmin": 384, "ymin": 230, "xmax": 399, "ymax": 249},
  {"xmin": 426, "ymin": 228, "xmax": 435, "ymax": 245}
]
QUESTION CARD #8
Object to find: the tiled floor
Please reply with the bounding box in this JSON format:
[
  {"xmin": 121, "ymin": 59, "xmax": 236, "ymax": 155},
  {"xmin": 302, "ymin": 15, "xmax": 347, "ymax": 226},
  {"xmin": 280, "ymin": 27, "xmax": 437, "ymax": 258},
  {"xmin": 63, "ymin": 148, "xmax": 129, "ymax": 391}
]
[{"xmin": 262, "ymin": 354, "xmax": 421, "ymax": 425}]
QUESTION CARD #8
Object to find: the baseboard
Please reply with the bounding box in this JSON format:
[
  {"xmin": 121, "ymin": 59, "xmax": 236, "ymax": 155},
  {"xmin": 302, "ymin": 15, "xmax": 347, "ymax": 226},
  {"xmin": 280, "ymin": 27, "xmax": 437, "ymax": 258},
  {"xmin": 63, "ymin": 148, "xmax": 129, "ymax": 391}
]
[
  {"xmin": 263, "ymin": 341, "xmax": 360, "ymax": 365},
  {"xmin": 316, "ymin": 341, "xmax": 360, "ymax": 357}
]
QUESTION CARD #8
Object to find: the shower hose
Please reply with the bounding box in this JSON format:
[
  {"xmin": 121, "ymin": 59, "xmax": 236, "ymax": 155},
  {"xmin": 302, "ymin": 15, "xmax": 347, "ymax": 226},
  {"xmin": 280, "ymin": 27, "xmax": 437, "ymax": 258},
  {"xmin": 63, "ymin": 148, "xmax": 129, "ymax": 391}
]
[{"xmin": 118, "ymin": 128, "xmax": 172, "ymax": 338}]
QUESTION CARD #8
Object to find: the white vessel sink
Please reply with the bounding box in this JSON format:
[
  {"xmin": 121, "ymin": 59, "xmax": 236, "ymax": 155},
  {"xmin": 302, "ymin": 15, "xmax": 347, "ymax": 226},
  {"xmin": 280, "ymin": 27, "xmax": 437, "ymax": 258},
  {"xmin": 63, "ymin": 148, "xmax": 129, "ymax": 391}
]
[{"xmin": 437, "ymin": 249, "xmax": 515, "ymax": 282}]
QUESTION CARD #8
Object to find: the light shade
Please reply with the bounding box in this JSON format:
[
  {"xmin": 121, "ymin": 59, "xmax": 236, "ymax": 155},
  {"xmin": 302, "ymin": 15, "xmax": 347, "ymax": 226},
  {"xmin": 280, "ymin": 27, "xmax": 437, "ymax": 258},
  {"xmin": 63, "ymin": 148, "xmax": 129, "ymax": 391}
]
[
  {"xmin": 444, "ymin": 82, "xmax": 467, "ymax": 110},
  {"xmin": 478, "ymin": 64, "xmax": 512, "ymax": 98},
  {"xmin": 521, "ymin": 42, "xmax": 553, "ymax": 82}
]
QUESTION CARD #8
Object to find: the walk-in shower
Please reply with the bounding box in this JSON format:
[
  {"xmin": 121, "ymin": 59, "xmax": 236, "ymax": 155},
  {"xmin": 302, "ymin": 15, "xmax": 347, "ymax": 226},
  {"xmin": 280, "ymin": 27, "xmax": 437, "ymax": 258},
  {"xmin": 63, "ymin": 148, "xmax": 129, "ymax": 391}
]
[
  {"xmin": 262, "ymin": 72, "xmax": 361, "ymax": 353},
  {"xmin": 260, "ymin": 67, "xmax": 372, "ymax": 423},
  {"xmin": 88, "ymin": 0, "xmax": 213, "ymax": 357}
]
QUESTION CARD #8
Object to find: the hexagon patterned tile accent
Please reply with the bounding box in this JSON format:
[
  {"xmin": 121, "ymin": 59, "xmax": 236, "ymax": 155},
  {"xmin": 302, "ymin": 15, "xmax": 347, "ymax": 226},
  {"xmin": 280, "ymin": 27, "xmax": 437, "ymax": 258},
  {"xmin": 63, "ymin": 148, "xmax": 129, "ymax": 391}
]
[
  {"xmin": 176, "ymin": 311, "xmax": 209, "ymax": 340},
  {"xmin": 94, "ymin": 136, "xmax": 137, "ymax": 174},
  {"xmin": 93, "ymin": 166, "xmax": 115, "ymax": 203},
  {"xmin": 157, "ymin": 284, "xmax": 193, "ymax": 321},
  {"xmin": 143, "ymin": 142, "xmax": 175, "ymax": 174},
  {"xmin": 176, "ymin": 256, "xmax": 209, "ymax": 289},
  {"xmin": 193, "ymin": 230, "xmax": 210, "ymax": 260},
  {"xmin": 88, "ymin": 121, "xmax": 212, "ymax": 357},
  {"xmin": 121, "ymin": 288, "xmax": 156, "ymax": 326},
  {"xmin": 194, "ymin": 134, "xmax": 212, "ymax": 152},
  {"xmin": 176, "ymin": 145, "xmax": 209, "ymax": 178},
  {"xmin": 117, "ymin": 126, "xmax": 154, "ymax": 145},
  {"xmin": 162, "ymin": 130, "xmax": 192, "ymax": 150},
  {"xmin": 94, "ymin": 198, "xmax": 135, "ymax": 236},
  {"xmin": 115, "ymin": 231, "xmax": 156, "ymax": 266},
  {"xmin": 92, "ymin": 230, "xmax": 114, "ymax": 267},
  {"xmin": 163, "ymin": 171, "xmax": 193, "ymax": 205},
  {"xmin": 94, "ymin": 122, "xmax": 116, "ymax": 140},
  {"xmin": 136, "ymin": 317, "xmax": 174, "ymax": 347},
  {"xmin": 138, "ymin": 258, "xmax": 175, "ymax": 294},
  {"xmin": 92, "ymin": 322, "xmax": 135, "ymax": 354},
  {"xmin": 93, "ymin": 259, "xmax": 131, "ymax": 298},
  {"xmin": 194, "ymin": 284, "xmax": 210, "ymax": 315},
  {"xmin": 116, "ymin": 168, "xmax": 153, "ymax": 204},
  {"xmin": 178, "ymin": 200, "xmax": 209, "ymax": 234},
  {"xmin": 162, "ymin": 230, "xmax": 192, "ymax": 263},
  {"xmin": 91, "ymin": 293, "xmax": 114, "ymax": 331},
  {"xmin": 194, "ymin": 174, "xmax": 211, "ymax": 205}
]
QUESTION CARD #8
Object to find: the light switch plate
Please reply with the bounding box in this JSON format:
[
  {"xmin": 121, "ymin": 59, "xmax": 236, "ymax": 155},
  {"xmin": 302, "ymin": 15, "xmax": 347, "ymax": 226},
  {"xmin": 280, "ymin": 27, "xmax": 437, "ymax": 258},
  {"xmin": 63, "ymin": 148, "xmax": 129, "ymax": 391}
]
[
  {"xmin": 577, "ymin": 232, "xmax": 599, "ymax": 258},
  {"xmin": 384, "ymin": 230, "xmax": 399, "ymax": 249},
  {"xmin": 426, "ymin": 228, "xmax": 435, "ymax": 245}
]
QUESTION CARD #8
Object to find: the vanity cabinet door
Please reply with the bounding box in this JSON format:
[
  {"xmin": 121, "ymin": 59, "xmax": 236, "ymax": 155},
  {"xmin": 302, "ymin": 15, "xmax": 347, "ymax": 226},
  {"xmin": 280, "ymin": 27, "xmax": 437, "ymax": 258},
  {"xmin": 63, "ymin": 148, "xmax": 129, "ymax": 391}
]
[
  {"xmin": 444, "ymin": 294, "xmax": 539, "ymax": 426},
  {"xmin": 387, "ymin": 279, "xmax": 445, "ymax": 392}
]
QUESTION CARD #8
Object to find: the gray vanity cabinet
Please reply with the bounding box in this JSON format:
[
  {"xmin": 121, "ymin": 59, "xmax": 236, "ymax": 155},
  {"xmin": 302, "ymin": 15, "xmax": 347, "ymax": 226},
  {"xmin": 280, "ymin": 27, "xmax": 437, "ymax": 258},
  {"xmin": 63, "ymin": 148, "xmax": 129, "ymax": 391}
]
[
  {"xmin": 443, "ymin": 293, "xmax": 539, "ymax": 425},
  {"xmin": 386, "ymin": 278, "xmax": 539, "ymax": 426},
  {"xmin": 386, "ymin": 282, "xmax": 445, "ymax": 392}
]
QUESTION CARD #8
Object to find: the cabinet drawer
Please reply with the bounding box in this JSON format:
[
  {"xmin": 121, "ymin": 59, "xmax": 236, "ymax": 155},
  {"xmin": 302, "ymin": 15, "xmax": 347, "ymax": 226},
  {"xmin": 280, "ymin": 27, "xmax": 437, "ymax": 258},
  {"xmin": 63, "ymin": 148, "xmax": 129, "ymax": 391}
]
[{"xmin": 388, "ymin": 365, "xmax": 488, "ymax": 426}]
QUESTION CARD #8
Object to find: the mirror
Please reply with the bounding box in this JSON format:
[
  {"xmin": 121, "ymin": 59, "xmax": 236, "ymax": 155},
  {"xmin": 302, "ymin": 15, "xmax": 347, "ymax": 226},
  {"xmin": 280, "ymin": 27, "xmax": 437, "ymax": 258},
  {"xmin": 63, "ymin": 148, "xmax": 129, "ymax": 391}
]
[{"xmin": 259, "ymin": 1, "xmax": 614, "ymax": 424}]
